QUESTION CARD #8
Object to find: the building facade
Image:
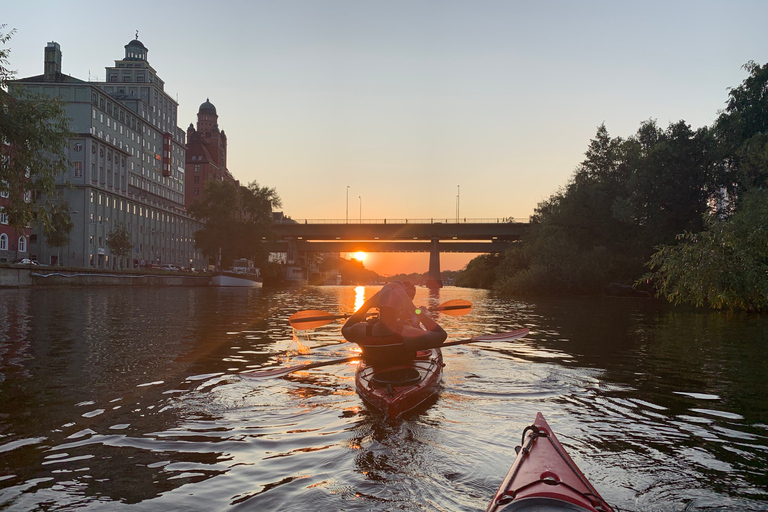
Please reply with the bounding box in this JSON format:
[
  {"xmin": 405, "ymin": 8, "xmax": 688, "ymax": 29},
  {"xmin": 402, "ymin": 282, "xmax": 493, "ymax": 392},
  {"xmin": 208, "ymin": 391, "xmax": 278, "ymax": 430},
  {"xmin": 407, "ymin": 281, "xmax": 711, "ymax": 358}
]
[
  {"xmin": 0, "ymin": 196, "xmax": 32, "ymax": 264},
  {"xmin": 9, "ymin": 39, "xmax": 205, "ymax": 269},
  {"xmin": 185, "ymin": 99, "xmax": 237, "ymax": 206}
]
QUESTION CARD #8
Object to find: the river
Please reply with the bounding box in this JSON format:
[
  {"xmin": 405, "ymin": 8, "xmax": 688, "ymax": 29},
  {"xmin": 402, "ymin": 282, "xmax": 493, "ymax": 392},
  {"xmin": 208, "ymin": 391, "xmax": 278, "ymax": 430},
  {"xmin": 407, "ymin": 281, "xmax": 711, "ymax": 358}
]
[{"xmin": 0, "ymin": 286, "xmax": 766, "ymax": 511}]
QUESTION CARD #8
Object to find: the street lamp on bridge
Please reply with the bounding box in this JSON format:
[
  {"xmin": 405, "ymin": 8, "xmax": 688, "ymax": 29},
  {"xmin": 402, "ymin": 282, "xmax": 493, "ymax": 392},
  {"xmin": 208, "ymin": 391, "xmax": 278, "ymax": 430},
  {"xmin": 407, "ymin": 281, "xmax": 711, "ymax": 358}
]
[
  {"xmin": 456, "ymin": 185, "xmax": 460, "ymax": 223},
  {"xmin": 346, "ymin": 185, "xmax": 350, "ymax": 224}
]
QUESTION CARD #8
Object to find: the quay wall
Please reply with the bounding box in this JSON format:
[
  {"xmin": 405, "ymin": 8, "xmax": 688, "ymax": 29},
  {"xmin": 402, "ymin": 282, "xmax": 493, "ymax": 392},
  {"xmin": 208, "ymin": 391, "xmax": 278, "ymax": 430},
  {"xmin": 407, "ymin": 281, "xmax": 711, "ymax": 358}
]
[{"xmin": 0, "ymin": 268, "xmax": 210, "ymax": 288}]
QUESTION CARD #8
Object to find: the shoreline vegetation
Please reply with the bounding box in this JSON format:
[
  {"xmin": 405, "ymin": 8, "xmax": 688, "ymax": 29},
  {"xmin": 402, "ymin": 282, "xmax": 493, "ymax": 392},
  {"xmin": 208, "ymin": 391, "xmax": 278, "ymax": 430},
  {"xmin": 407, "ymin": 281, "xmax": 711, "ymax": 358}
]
[{"xmin": 455, "ymin": 61, "xmax": 768, "ymax": 313}]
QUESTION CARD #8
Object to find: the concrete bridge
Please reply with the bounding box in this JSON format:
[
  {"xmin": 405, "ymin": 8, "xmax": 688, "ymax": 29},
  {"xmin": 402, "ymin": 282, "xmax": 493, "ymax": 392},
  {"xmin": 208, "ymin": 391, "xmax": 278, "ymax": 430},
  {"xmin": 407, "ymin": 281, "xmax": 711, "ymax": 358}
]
[{"xmin": 271, "ymin": 217, "xmax": 528, "ymax": 287}]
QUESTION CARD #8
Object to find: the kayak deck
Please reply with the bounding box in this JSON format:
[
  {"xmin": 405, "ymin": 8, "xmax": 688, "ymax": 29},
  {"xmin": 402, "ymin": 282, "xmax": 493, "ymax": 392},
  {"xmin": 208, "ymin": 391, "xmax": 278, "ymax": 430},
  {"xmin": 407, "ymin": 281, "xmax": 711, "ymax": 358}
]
[
  {"xmin": 487, "ymin": 413, "xmax": 614, "ymax": 512},
  {"xmin": 354, "ymin": 348, "xmax": 443, "ymax": 420}
]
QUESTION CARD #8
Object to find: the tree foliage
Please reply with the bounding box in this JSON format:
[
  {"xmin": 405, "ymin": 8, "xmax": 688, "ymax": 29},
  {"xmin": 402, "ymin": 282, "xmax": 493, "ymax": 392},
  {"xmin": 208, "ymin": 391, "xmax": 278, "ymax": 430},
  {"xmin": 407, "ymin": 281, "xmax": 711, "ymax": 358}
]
[
  {"xmin": 454, "ymin": 253, "xmax": 502, "ymax": 289},
  {"xmin": 473, "ymin": 120, "xmax": 715, "ymax": 295},
  {"xmin": 1, "ymin": 26, "xmax": 72, "ymax": 233},
  {"xmin": 44, "ymin": 200, "xmax": 74, "ymax": 249},
  {"xmin": 106, "ymin": 222, "xmax": 132, "ymax": 264},
  {"xmin": 463, "ymin": 60, "xmax": 768, "ymax": 308},
  {"xmin": 188, "ymin": 180, "xmax": 281, "ymax": 268},
  {"xmin": 641, "ymin": 189, "xmax": 768, "ymax": 312},
  {"xmin": 319, "ymin": 254, "xmax": 379, "ymax": 285},
  {"xmin": 640, "ymin": 60, "xmax": 768, "ymax": 311}
]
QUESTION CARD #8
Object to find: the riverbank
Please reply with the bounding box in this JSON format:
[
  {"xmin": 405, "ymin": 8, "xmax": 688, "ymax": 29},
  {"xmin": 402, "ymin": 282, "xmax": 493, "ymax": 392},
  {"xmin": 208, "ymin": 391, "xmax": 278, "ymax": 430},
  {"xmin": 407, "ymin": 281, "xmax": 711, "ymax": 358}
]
[{"xmin": 0, "ymin": 266, "xmax": 210, "ymax": 287}]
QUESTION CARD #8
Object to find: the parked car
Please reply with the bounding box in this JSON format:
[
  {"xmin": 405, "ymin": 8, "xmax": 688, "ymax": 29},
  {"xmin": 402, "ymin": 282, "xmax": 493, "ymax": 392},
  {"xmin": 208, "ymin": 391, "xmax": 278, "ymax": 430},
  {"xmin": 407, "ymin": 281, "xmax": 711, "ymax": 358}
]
[
  {"xmin": 18, "ymin": 258, "xmax": 39, "ymax": 265},
  {"xmin": 161, "ymin": 264, "xmax": 179, "ymax": 271}
]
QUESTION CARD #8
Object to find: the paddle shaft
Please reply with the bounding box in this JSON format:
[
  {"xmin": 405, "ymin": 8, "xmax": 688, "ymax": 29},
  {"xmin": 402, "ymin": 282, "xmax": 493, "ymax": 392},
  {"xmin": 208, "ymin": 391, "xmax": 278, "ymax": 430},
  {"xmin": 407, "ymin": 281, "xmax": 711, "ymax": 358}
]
[
  {"xmin": 240, "ymin": 328, "xmax": 528, "ymax": 379},
  {"xmin": 289, "ymin": 300, "xmax": 472, "ymax": 328}
]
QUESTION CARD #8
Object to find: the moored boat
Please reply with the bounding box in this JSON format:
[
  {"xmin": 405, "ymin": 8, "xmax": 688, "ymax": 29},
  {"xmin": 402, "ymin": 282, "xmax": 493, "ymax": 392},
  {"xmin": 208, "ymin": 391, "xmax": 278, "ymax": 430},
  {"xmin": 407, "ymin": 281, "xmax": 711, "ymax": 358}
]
[
  {"xmin": 354, "ymin": 348, "xmax": 443, "ymax": 420},
  {"xmin": 209, "ymin": 271, "xmax": 263, "ymax": 287},
  {"xmin": 486, "ymin": 412, "xmax": 614, "ymax": 512}
]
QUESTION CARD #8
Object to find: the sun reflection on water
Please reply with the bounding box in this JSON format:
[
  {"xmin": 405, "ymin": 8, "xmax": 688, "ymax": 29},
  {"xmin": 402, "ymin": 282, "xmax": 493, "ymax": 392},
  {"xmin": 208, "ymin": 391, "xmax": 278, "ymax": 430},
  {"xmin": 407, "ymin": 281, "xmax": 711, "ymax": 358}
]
[{"xmin": 354, "ymin": 286, "xmax": 366, "ymax": 312}]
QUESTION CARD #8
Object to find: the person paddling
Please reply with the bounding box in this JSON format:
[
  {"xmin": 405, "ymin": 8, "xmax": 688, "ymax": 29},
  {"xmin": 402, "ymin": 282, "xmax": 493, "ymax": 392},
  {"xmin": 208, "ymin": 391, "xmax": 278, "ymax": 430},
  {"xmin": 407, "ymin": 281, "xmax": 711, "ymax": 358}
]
[{"xmin": 341, "ymin": 283, "xmax": 447, "ymax": 367}]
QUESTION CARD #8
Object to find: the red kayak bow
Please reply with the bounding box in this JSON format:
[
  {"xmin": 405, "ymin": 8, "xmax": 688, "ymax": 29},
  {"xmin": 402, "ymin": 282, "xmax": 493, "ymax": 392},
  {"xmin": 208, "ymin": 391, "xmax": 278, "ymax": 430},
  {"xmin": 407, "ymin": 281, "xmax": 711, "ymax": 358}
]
[{"xmin": 487, "ymin": 412, "xmax": 614, "ymax": 512}]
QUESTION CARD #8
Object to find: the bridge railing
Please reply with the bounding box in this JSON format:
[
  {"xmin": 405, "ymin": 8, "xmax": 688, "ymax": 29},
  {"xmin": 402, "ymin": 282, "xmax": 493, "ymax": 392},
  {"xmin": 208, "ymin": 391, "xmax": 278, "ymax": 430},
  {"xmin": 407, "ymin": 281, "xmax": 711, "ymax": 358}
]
[{"xmin": 275, "ymin": 217, "xmax": 528, "ymax": 225}]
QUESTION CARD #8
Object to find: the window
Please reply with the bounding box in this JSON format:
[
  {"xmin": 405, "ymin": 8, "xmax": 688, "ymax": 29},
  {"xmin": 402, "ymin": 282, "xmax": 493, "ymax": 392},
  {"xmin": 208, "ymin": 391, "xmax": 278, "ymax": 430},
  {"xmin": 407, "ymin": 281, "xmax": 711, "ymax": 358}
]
[
  {"xmin": 74, "ymin": 162, "xmax": 83, "ymax": 178},
  {"xmin": 0, "ymin": 233, "xmax": 7, "ymax": 250},
  {"xmin": 17, "ymin": 236, "xmax": 26, "ymax": 253},
  {"xmin": 0, "ymin": 211, "xmax": 7, "ymax": 224}
]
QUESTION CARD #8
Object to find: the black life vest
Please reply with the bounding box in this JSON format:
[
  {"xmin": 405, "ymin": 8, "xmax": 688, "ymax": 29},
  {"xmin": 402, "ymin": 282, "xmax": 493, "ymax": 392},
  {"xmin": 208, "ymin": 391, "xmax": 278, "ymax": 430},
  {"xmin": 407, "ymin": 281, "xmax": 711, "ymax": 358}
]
[{"xmin": 358, "ymin": 323, "xmax": 414, "ymax": 366}]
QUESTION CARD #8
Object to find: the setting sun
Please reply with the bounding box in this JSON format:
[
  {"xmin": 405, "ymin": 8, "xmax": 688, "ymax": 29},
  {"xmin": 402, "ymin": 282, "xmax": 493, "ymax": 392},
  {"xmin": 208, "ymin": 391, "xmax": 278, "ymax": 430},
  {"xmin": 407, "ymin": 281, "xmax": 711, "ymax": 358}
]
[{"xmin": 352, "ymin": 251, "xmax": 367, "ymax": 262}]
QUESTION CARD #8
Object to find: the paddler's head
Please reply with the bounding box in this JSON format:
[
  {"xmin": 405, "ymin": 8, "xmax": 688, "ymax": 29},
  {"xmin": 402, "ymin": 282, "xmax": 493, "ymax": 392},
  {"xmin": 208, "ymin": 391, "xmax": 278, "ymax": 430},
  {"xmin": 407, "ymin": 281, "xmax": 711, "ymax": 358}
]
[
  {"xmin": 402, "ymin": 281, "xmax": 416, "ymax": 300},
  {"xmin": 377, "ymin": 284, "xmax": 408, "ymax": 329}
]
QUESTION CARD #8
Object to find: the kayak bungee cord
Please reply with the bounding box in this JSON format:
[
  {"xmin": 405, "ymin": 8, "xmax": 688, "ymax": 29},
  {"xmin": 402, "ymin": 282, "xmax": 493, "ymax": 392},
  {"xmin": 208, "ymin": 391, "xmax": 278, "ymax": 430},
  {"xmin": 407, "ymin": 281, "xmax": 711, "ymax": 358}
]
[{"xmin": 494, "ymin": 421, "xmax": 613, "ymax": 512}]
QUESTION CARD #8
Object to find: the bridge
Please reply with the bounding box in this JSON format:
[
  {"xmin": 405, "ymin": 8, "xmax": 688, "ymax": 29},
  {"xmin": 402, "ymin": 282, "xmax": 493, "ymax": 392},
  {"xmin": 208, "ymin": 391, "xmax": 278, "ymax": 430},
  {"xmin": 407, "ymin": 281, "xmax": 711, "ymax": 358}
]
[{"xmin": 271, "ymin": 217, "xmax": 529, "ymax": 287}]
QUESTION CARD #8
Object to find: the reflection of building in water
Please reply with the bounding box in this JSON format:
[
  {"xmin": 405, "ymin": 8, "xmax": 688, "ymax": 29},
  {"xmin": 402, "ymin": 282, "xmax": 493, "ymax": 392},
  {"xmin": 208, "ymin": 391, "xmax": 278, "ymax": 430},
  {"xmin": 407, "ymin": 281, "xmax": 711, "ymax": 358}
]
[
  {"xmin": 0, "ymin": 290, "xmax": 33, "ymax": 379},
  {"xmin": 9, "ymin": 39, "xmax": 204, "ymax": 269}
]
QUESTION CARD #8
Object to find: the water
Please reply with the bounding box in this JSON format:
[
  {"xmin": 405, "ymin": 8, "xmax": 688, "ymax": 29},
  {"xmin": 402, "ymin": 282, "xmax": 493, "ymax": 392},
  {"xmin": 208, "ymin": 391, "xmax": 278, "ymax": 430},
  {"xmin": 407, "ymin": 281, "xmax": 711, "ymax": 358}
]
[{"xmin": 0, "ymin": 286, "xmax": 766, "ymax": 511}]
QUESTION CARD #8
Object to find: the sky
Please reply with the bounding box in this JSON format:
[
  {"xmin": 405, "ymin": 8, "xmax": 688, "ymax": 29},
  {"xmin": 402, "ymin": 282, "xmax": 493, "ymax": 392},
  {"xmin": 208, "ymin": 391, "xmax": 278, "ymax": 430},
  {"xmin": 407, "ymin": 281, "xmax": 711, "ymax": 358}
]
[{"xmin": 4, "ymin": 1, "xmax": 768, "ymax": 275}]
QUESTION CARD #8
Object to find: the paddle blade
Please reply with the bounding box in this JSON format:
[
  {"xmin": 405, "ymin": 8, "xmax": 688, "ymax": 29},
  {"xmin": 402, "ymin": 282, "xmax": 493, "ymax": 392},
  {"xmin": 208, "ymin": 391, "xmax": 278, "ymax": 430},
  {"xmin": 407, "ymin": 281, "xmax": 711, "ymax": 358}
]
[
  {"xmin": 288, "ymin": 310, "xmax": 346, "ymax": 329},
  {"xmin": 432, "ymin": 299, "xmax": 472, "ymax": 316}
]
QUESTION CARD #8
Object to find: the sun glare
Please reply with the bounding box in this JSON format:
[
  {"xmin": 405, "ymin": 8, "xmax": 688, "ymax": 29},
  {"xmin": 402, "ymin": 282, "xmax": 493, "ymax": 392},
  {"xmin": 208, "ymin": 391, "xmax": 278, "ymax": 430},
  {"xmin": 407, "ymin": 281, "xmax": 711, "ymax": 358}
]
[{"xmin": 352, "ymin": 251, "xmax": 367, "ymax": 262}]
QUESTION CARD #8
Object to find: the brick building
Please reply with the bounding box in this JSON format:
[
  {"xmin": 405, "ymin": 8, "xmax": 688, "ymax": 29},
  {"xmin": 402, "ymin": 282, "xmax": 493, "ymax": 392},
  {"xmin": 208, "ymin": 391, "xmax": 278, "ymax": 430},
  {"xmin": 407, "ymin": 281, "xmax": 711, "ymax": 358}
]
[{"xmin": 185, "ymin": 99, "xmax": 237, "ymax": 206}]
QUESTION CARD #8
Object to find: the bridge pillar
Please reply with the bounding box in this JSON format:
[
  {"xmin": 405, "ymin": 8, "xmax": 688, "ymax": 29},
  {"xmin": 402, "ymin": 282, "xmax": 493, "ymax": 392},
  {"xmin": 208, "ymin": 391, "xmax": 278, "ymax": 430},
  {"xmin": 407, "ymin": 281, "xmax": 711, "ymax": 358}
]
[{"xmin": 426, "ymin": 238, "xmax": 442, "ymax": 289}]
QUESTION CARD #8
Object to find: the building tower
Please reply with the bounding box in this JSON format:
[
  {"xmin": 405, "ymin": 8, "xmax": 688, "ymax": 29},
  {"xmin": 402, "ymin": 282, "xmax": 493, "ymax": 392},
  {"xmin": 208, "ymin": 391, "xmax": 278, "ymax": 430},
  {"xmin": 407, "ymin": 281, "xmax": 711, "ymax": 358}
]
[{"xmin": 185, "ymin": 99, "xmax": 236, "ymax": 206}]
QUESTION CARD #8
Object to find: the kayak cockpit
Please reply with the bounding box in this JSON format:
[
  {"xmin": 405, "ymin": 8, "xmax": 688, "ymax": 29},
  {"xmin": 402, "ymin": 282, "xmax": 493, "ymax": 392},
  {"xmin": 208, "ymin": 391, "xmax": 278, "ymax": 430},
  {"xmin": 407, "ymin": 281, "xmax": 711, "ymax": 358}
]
[
  {"xmin": 493, "ymin": 496, "xmax": 603, "ymax": 511},
  {"xmin": 355, "ymin": 348, "xmax": 443, "ymax": 420}
]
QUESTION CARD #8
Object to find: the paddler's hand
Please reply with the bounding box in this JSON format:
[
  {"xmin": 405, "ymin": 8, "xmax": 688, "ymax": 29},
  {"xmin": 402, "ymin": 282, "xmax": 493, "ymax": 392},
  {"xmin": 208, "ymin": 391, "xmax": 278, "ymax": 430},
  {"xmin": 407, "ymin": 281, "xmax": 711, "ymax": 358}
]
[{"xmin": 414, "ymin": 305, "xmax": 426, "ymax": 316}]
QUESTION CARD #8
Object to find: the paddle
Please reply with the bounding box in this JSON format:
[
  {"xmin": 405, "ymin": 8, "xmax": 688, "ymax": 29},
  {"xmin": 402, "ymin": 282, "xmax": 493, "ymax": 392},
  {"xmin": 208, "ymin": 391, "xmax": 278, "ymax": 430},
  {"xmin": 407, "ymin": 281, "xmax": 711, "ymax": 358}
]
[
  {"xmin": 240, "ymin": 327, "xmax": 529, "ymax": 379},
  {"xmin": 288, "ymin": 299, "xmax": 473, "ymax": 330}
]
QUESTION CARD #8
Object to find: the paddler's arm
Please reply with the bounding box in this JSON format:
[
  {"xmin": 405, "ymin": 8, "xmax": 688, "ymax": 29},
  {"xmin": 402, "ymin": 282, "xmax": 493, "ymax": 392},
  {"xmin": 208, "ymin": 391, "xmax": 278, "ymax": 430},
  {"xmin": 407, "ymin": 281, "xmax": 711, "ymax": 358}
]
[
  {"xmin": 341, "ymin": 290, "xmax": 381, "ymax": 342},
  {"xmin": 401, "ymin": 304, "xmax": 447, "ymax": 349}
]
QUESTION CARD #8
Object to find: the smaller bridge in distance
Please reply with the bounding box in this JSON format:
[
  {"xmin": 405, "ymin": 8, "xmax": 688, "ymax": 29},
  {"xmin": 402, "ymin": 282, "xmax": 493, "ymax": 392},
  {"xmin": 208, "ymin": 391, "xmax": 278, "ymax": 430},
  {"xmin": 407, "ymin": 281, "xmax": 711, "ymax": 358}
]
[{"xmin": 271, "ymin": 217, "xmax": 529, "ymax": 287}]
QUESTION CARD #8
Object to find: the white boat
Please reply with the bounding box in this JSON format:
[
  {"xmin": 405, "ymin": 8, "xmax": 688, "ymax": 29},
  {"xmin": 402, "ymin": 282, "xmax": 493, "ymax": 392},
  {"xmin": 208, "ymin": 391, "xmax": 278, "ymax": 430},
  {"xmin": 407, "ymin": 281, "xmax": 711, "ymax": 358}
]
[{"xmin": 209, "ymin": 271, "xmax": 263, "ymax": 287}]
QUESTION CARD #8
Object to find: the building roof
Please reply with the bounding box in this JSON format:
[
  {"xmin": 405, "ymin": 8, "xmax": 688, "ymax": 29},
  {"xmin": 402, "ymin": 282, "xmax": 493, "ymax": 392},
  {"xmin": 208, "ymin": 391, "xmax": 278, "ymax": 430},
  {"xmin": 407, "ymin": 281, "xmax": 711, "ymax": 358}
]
[
  {"xmin": 199, "ymin": 99, "xmax": 217, "ymax": 115},
  {"xmin": 13, "ymin": 73, "xmax": 85, "ymax": 84},
  {"xmin": 126, "ymin": 38, "xmax": 148, "ymax": 51}
]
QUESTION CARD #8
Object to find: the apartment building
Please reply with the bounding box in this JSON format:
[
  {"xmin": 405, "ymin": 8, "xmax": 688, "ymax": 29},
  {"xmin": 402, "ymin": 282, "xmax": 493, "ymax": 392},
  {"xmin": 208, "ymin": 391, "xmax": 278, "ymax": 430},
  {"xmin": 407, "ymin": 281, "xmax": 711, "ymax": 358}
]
[{"xmin": 9, "ymin": 39, "xmax": 205, "ymax": 269}]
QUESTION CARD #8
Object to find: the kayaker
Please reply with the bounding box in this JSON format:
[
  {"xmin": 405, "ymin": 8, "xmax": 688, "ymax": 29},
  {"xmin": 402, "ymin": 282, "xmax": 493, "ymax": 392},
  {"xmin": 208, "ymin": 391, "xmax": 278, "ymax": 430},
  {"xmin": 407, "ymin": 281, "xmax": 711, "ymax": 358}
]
[{"xmin": 342, "ymin": 283, "xmax": 447, "ymax": 367}]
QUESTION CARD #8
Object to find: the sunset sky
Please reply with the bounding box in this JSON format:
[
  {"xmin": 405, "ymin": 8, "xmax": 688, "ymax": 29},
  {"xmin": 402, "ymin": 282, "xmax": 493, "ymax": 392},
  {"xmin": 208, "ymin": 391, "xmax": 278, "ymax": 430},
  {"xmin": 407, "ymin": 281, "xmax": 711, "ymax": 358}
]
[{"xmin": 4, "ymin": 1, "xmax": 768, "ymax": 275}]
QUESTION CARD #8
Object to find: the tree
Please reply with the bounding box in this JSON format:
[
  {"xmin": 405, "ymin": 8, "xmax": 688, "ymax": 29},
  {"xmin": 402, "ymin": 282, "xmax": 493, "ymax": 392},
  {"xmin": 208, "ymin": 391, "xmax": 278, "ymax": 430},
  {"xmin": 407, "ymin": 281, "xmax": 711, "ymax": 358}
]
[
  {"xmin": 1, "ymin": 26, "xmax": 72, "ymax": 233},
  {"xmin": 616, "ymin": 120, "xmax": 716, "ymax": 248},
  {"xmin": 188, "ymin": 180, "xmax": 281, "ymax": 269},
  {"xmin": 714, "ymin": 61, "xmax": 768, "ymax": 206},
  {"xmin": 641, "ymin": 189, "xmax": 768, "ymax": 312},
  {"xmin": 44, "ymin": 200, "xmax": 74, "ymax": 265},
  {"xmin": 454, "ymin": 253, "xmax": 502, "ymax": 289},
  {"xmin": 106, "ymin": 222, "xmax": 132, "ymax": 269}
]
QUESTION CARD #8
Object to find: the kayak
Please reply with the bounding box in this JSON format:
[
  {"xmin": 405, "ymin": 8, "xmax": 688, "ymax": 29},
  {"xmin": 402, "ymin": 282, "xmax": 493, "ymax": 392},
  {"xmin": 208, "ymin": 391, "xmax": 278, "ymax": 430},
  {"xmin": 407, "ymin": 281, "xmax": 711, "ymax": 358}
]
[
  {"xmin": 486, "ymin": 412, "xmax": 614, "ymax": 512},
  {"xmin": 354, "ymin": 348, "xmax": 443, "ymax": 420}
]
